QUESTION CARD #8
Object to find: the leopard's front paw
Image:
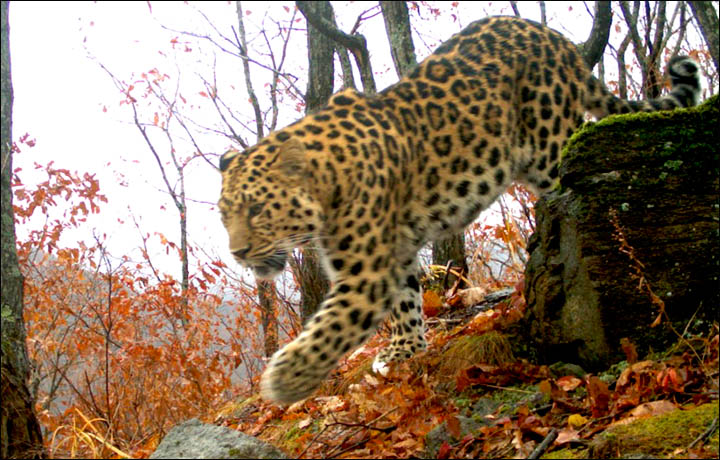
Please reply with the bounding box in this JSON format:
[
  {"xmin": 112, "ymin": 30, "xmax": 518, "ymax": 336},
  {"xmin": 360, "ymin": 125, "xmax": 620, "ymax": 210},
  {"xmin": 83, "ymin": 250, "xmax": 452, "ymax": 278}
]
[
  {"xmin": 261, "ymin": 338, "xmax": 333, "ymax": 404},
  {"xmin": 371, "ymin": 338, "xmax": 427, "ymax": 376}
]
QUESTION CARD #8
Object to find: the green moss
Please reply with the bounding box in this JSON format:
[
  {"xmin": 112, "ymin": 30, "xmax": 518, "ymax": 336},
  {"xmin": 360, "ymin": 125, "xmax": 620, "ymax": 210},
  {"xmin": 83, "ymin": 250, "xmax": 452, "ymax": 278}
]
[
  {"xmin": 590, "ymin": 402, "xmax": 719, "ymax": 458},
  {"xmin": 542, "ymin": 446, "xmax": 588, "ymax": 459},
  {"xmin": 478, "ymin": 384, "xmax": 550, "ymax": 418},
  {"xmin": 562, "ymin": 94, "xmax": 719, "ymax": 164},
  {"xmin": 270, "ymin": 417, "xmax": 322, "ymax": 453},
  {"xmin": 598, "ymin": 360, "xmax": 629, "ymax": 385},
  {"xmin": 663, "ymin": 159, "xmax": 684, "ymax": 171},
  {"xmin": 542, "ymin": 403, "xmax": 719, "ymax": 459}
]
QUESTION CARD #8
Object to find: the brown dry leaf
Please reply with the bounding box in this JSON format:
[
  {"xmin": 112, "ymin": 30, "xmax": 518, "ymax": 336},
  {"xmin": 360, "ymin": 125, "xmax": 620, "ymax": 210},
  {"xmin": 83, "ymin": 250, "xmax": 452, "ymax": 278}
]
[
  {"xmin": 339, "ymin": 448, "xmax": 369, "ymax": 458},
  {"xmin": 364, "ymin": 374, "xmax": 380, "ymax": 387},
  {"xmin": 620, "ymin": 337, "xmax": 639, "ymax": 364},
  {"xmin": 555, "ymin": 427, "xmax": 580, "ymax": 445},
  {"xmin": 587, "ymin": 376, "xmax": 611, "ymax": 417},
  {"xmin": 610, "ymin": 400, "xmax": 677, "ymax": 428},
  {"xmin": 458, "ymin": 287, "xmax": 488, "ymax": 307},
  {"xmin": 557, "ymin": 376, "xmax": 583, "ymax": 391},
  {"xmin": 423, "ymin": 291, "xmax": 444, "ymax": 317},
  {"xmin": 538, "ymin": 379, "xmax": 552, "ymax": 395},
  {"xmin": 393, "ymin": 438, "xmax": 420, "ymax": 449},
  {"xmin": 656, "ymin": 367, "xmax": 685, "ymax": 393},
  {"xmin": 446, "ymin": 415, "xmax": 462, "ymax": 439},
  {"xmin": 316, "ymin": 395, "xmax": 347, "ymax": 414},
  {"xmin": 628, "ymin": 400, "xmax": 676, "ymax": 418},
  {"xmin": 437, "ymin": 441, "xmax": 452, "ymax": 459},
  {"xmin": 616, "ymin": 360, "xmax": 656, "ymax": 388},
  {"xmin": 297, "ymin": 417, "xmax": 313, "ymax": 429}
]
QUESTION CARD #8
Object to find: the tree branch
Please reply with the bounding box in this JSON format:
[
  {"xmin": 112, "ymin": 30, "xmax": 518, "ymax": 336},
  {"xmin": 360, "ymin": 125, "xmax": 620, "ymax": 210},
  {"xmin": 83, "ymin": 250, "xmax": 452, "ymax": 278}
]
[
  {"xmin": 689, "ymin": 1, "xmax": 719, "ymax": 73},
  {"xmin": 579, "ymin": 1, "xmax": 612, "ymax": 68},
  {"xmin": 297, "ymin": 0, "xmax": 376, "ymax": 93}
]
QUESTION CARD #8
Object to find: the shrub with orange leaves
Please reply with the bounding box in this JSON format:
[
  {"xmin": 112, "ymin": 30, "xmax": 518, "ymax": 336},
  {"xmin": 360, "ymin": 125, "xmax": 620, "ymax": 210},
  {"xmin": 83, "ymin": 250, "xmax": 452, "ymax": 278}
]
[
  {"xmin": 14, "ymin": 163, "xmax": 264, "ymax": 458},
  {"xmin": 464, "ymin": 185, "xmax": 536, "ymax": 290}
]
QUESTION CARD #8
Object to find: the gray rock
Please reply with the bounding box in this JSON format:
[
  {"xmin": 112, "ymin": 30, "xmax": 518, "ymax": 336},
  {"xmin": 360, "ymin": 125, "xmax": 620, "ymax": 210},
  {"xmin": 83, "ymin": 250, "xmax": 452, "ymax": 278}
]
[
  {"xmin": 150, "ymin": 419, "xmax": 287, "ymax": 459},
  {"xmin": 549, "ymin": 362, "xmax": 587, "ymax": 379}
]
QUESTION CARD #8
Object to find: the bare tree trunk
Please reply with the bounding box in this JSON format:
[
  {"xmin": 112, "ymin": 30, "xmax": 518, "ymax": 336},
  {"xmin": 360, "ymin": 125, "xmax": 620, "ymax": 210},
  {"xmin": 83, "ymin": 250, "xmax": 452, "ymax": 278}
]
[
  {"xmin": 294, "ymin": 0, "xmax": 334, "ymax": 319},
  {"xmin": 291, "ymin": 251, "xmax": 330, "ymax": 320},
  {"xmin": 297, "ymin": 0, "xmax": 376, "ymax": 94},
  {"xmin": 1, "ymin": 2, "xmax": 46, "ymax": 457},
  {"xmin": 305, "ymin": 0, "xmax": 335, "ymax": 111},
  {"xmin": 616, "ymin": 4, "xmax": 637, "ymax": 100},
  {"xmin": 235, "ymin": 1, "xmax": 279, "ymax": 355},
  {"xmin": 619, "ymin": 1, "xmax": 669, "ymax": 99},
  {"xmin": 689, "ymin": 1, "xmax": 719, "ymax": 74},
  {"xmin": 431, "ymin": 236, "xmax": 468, "ymax": 286},
  {"xmin": 257, "ymin": 282, "xmax": 278, "ymax": 357},
  {"xmin": 380, "ymin": 1, "xmax": 417, "ymax": 77}
]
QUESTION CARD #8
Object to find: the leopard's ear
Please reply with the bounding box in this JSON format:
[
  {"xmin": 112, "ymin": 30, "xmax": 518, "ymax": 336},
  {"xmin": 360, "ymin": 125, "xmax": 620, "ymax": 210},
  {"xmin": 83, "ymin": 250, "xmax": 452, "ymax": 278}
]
[{"xmin": 273, "ymin": 138, "xmax": 307, "ymax": 178}]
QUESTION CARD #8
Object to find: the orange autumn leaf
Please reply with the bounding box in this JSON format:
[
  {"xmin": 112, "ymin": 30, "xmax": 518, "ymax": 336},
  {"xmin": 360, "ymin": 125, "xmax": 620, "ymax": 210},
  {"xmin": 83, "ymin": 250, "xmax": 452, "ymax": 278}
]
[{"xmin": 422, "ymin": 290, "xmax": 444, "ymax": 317}]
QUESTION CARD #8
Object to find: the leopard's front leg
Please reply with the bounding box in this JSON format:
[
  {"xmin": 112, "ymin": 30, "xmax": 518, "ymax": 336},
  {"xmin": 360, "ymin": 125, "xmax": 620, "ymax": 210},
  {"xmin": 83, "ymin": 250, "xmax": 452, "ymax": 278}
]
[
  {"xmin": 372, "ymin": 257, "xmax": 427, "ymax": 375},
  {"xmin": 260, "ymin": 262, "xmax": 398, "ymax": 404}
]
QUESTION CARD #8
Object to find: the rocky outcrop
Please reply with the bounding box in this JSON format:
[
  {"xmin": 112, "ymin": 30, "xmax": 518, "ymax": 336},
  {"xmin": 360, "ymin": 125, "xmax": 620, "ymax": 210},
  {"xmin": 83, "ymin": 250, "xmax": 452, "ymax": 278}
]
[
  {"xmin": 150, "ymin": 419, "xmax": 287, "ymax": 459},
  {"xmin": 523, "ymin": 96, "xmax": 719, "ymax": 369}
]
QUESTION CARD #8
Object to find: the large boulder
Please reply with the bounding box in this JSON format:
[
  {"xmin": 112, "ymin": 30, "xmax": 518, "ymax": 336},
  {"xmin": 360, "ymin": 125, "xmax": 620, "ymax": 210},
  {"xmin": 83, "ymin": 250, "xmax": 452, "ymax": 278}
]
[
  {"xmin": 523, "ymin": 96, "xmax": 719, "ymax": 369},
  {"xmin": 150, "ymin": 419, "xmax": 287, "ymax": 459}
]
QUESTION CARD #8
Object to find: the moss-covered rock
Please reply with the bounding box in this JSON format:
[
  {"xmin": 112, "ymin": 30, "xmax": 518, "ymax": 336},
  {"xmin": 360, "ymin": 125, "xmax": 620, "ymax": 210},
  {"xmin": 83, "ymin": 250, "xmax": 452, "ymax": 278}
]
[
  {"xmin": 588, "ymin": 402, "xmax": 719, "ymax": 459},
  {"xmin": 524, "ymin": 96, "xmax": 719, "ymax": 369}
]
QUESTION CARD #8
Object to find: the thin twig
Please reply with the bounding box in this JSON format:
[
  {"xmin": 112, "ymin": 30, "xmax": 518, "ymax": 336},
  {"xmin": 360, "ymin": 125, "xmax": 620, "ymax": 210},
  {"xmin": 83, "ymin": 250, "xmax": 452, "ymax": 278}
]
[
  {"xmin": 687, "ymin": 416, "xmax": 718, "ymax": 449},
  {"xmin": 526, "ymin": 427, "xmax": 558, "ymax": 459},
  {"xmin": 295, "ymin": 423, "xmax": 331, "ymax": 459},
  {"xmin": 425, "ymin": 318, "xmax": 463, "ymax": 325},
  {"xmin": 480, "ymin": 384, "xmax": 536, "ymax": 394},
  {"xmin": 324, "ymin": 407, "xmax": 399, "ymax": 458},
  {"xmin": 327, "ymin": 435, "xmax": 370, "ymax": 459}
]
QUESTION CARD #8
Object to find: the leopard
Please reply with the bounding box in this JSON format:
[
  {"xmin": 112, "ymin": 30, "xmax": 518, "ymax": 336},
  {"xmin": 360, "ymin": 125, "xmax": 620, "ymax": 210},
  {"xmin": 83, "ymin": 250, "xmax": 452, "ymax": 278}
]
[{"xmin": 218, "ymin": 16, "xmax": 700, "ymax": 404}]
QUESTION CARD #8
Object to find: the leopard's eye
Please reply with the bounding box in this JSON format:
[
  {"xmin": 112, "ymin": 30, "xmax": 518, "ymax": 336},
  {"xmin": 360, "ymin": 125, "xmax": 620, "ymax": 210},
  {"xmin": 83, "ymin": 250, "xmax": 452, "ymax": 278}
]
[{"xmin": 248, "ymin": 203, "xmax": 264, "ymax": 218}]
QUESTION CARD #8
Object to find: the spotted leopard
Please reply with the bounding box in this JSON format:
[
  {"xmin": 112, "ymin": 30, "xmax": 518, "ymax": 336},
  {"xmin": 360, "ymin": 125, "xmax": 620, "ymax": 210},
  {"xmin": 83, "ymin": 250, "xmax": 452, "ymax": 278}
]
[{"xmin": 218, "ymin": 16, "xmax": 700, "ymax": 404}]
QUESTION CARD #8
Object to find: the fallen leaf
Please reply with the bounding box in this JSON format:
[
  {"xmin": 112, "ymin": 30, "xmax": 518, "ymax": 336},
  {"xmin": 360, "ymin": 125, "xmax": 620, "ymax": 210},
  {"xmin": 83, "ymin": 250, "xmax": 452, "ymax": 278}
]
[
  {"xmin": 568, "ymin": 413, "xmax": 588, "ymax": 429},
  {"xmin": 616, "ymin": 360, "xmax": 656, "ymax": 389},
  {"xmin": 620, "ymin": 337, "xmax": 639, "ymax": 364},
  {"xmin": 557, "ymin": 376, "xmax": 583, "ymax": 391},
  {"xmin": 393, "ymin": 438, "xmax": 419, "ymax": 449},
  {"xmin": 657, "ymin": 367, "xmax": 685, "ymax": 393},
  {"xmin": 437, "ymin": 441, "xmax": 452, "ymax": 459},
  {"xmin": 628, "ymin": 400, "xmax": 676, "ymax": 418},
  {"xmin": 297, "ymin": 417, "xmax": 312, "ymax": 429},
  {"xmin": 446, "ymin": 415, "xmax": 461, "ymax": 439},
  {"xmin": 423, "ymin": 291, "xmax": 444, "ymax": 317},
  {"xmin": 587, "ymin": 376, "xmax": 610, "ymax": 417},
  {"xmin": 555, "ymin": 427, "xmax": 580, "ymax": 445},
  {"xmin": 611, "ymin": 400, "xmax": 677, "ymax": 427},
  {"xmin": 364, "ymin": 374, "xmax": 380, "ymax": 386},
  {"xmin": 458, "ymin": 287, "xmax": 488, "ymax": 307},
  {"xmin": 316, "ymin": 395, "xmax": 346, "ymax": 414}
]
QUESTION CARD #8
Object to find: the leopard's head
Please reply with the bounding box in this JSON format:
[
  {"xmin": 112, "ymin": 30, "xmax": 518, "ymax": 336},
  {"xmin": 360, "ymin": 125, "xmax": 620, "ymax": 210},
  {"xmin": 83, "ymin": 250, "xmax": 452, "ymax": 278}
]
[{"xmin": 218, "ymin": 138, "xmax": 322, "ymax": 279}]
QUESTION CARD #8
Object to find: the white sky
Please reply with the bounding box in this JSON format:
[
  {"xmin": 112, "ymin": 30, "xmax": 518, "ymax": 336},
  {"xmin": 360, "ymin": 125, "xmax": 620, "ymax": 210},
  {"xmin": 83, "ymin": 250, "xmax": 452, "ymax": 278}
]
[{"xmin": 8, "ymin": 1, "xmax": 710, "ymax": 284}]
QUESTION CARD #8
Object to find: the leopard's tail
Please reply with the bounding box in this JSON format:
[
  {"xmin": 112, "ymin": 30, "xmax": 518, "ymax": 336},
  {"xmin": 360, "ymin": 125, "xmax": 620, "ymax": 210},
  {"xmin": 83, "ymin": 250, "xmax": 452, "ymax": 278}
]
[{"xmin": 586, "ymin": 55, "xmax": 701, "ymax": 118}]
